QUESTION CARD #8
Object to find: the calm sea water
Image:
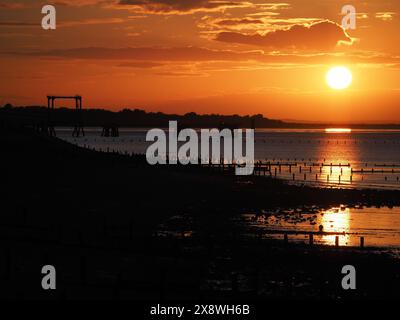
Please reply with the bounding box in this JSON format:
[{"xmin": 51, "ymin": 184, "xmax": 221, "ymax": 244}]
[
  {"xmin": 57, "ymin": 128, "xmax": 400, "ymax": 248},
  {"xmin": 58, "ymin": 127, "xmax": 400, "ymax": 190}
]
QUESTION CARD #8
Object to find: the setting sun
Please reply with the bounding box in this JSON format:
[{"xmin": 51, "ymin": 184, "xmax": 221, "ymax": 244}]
[{"xmin": 326, "ymin": 66, "xmax": 353, "ymax": 90}]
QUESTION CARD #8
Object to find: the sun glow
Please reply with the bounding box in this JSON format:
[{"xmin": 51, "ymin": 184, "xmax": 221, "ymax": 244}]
[
  {"xmin": 326, "ymin": 66, "xmax": 352, "ymax": 90},
  {"xmin": 325, "ymin": 128, "xmax": 352, "ymax": 133}
]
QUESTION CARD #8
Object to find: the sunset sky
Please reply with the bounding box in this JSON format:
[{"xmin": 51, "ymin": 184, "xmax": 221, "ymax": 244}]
[{"xmin": 0, "ymin": 0, "xmax": 399, "ymax": 123}]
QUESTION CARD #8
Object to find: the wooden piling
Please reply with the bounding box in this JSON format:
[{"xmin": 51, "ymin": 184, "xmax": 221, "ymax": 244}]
[
  {"xmin": 231, "ymin": 273, "xmax": 238, "ymax": 293},
  {"xmin": 78, "ymin": 231, "xmax": 84, "ymax": 246},
  {"xmin": 360, "ymin": 236, "xmax": 364, "ymax": 248},
  {"xmin": 335, "ymin": 236, "xmax": 339, "ymax": 247},
  {"xmin": 309, "ymin": 233, "xmax": 313, "ymax": 245},
  {"xmin": 5, "ymin": 249, "xmax": 11, "ymax": 279},
  {"xmin": 80, "ymin": 256, "xmax": 87, "ymax": 285}
]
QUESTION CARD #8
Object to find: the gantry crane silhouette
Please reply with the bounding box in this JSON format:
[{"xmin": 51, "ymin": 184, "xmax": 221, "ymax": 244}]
[{"xmin": 46, "ymin": 95, "xmax": 85, "ymax": 137}]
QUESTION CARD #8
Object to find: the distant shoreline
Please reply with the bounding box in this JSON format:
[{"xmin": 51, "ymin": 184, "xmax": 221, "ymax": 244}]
[{"xmin": 2, "ymin": 106, "xmax": 400, "ymax": 129}]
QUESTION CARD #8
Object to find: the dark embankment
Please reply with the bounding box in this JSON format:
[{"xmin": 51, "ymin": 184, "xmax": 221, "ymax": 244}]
[{"xmin": 1, "ymin": 127, "xmax": 400, "ymax": 300}]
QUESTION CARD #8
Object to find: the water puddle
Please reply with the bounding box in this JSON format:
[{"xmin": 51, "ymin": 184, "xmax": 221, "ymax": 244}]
[{"xmin": 243, "ymin": 206, "xmax": 400, "ymax": 247}]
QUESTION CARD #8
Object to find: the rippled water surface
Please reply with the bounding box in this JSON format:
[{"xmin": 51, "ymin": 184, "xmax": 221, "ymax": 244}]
[{"xmin": 58, "ymin": 128, "xmax": 400, "ymax": 189}]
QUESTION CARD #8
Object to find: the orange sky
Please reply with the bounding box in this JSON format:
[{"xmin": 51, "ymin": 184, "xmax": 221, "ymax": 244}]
[{"xmin": 0, "ymin": 0, "xmax": 399, "ymax": 122}]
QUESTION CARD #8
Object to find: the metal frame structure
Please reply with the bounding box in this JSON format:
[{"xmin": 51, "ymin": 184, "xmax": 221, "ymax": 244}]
[{"xmin": 47, "ymin": 95, "xmax": 85, "ymax": 137}]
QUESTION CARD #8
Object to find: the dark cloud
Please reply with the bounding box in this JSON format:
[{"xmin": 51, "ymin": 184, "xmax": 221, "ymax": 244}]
[
  {"xmin": 8, "ymin": 45, "xmax": 398, "ymax": 66},
  {"xmin": 118, "ymin": 61, "xmax": 164, "ymax": 68},
  {"xmin": 216, "ymin": 20, "xmax": 353, "ymax": 50},
  {"xmin": 0, "ymin": 2, "xmax": 27, "ymax": 9},
  {"xmin": 116, "ymin": 0, "xmax": 251, "ymax": 14},
  {"xmin": 0, "ymin": 22, "xmax": 37, "ymax": 27},
  {"xmin": 26, "ymin": 46, "xmax": 257, "ymax": 61},
  {"xmin": 215, "ymin": 17, "xmax": 264, "ymax": 26}
]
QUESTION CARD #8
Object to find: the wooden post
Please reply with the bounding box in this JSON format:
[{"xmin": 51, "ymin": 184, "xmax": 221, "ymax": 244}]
[
  {"xmin": 257, "ymin": 229, "xmax": 263, "ymax": 242},
  {"xmin": 103, "ymin": 216, "xmax": 108, "ymax": 238},
  {"xmin": 80, "ymin": 256, "xmax": 87, "ymax": 285},
  {"xmin": 5, "ymin": 249, "xmax": 11, "ymax": 279},
  {"xmin": 309, "ymin": 233, "xmax": 313, "ymax": 245},
  {"xmin": 78, "ymin": 231, "xmax": 84, "ymax": 246},
  {"xmin": 231, "ymin": 273, "xmax": 238, "ymax": 293},
  {"xmin": 284, "ymin": 233, "xmax": 288, "ymax": 245},
  {"xmin": 360, "ymin": 236, "xmax": 364, "ymax": 248},
  {"xmin": 335, "ymin": 236, "xmax": 339, "ymax": 247}
]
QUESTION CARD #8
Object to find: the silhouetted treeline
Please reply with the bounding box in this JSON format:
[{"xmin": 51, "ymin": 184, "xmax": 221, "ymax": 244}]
[
  {"xmin": 0, "ymin": 106, "xmax": 284, "ymax": 128},
  {"xmin": 1, "ymin": 105, "xmax": 400, "ymax": 129}
]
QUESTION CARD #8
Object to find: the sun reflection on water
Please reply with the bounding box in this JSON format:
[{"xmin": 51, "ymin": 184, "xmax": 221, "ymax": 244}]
[
  {"xmin": 319, "ymin": 207, "xmax": 351, "ymax": 245},
  {"xmin": 325, "ymin": 128, "xmax": 352, "ymax": 133},
  {"xmin": 315, "ymin": 132, "xmax": 360, "ymax": 186}
]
